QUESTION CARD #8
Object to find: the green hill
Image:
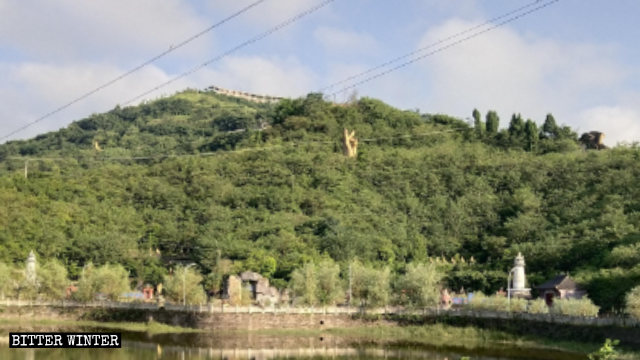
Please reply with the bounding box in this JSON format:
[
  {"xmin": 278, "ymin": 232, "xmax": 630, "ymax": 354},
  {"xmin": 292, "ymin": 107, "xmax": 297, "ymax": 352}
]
[{"xmin": 1, "ymin": 89, "xmax": 639, "ymax": 311}]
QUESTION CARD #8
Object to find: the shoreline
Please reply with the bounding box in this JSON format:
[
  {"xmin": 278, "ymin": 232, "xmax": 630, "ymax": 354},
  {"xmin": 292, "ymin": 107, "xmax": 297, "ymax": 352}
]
[
  {"xmin": 2, "ymin": 306, "xmax": 640, "ymax": 359},
  {"xmin": 1, "ymin": 318, "xmax": 639, "ymax": 359}
]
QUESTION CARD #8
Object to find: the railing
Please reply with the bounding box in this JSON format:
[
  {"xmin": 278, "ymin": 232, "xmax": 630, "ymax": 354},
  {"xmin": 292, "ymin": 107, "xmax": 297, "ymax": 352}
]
[{"xmin": 1, "ymin": 299, "xmax": 639, "ymax": 327}]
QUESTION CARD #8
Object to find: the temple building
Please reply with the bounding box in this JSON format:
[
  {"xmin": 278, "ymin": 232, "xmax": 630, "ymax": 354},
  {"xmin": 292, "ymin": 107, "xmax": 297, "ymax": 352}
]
[
  {"xmin": 536, "ymin": 274, "xmax": 586, "ymax": 306},
  {"xmin": 223, "ymin": 271, "xmax": 281, "ymax": 306}
]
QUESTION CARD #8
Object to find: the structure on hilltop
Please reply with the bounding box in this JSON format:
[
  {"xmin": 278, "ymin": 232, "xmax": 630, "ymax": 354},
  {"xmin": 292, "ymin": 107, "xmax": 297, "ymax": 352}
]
[
  {"xmin": 579, "ymin": 131, "xmax": 607, "ymax": 150},
  {"xmin": 206, "ymin": 85, "xmax": 284, "ymax": 104}
]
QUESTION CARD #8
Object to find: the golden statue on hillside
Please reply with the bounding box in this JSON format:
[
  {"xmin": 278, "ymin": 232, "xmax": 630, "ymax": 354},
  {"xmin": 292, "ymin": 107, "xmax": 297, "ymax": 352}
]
[{"xmin": 342, "ymin": 128, "xmax": 358, "ymax": 158}]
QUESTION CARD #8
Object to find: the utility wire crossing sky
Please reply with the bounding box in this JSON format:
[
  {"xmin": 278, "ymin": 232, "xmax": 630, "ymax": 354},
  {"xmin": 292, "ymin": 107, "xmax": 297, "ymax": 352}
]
[{"xmin": 1, "ymin": 0, "xmax": 639, "ymax": 146}]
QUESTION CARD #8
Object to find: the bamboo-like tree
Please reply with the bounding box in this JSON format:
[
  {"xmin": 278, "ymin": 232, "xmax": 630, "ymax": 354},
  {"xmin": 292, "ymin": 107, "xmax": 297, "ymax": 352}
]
[
  {"xmin": 485, "ymin": 110, "xmax": 499, "ymax": 134},
  {"xmin": 163, "ymin": 265, "xmax": 206, "ymax": 305},
  {"xmin": 395, "ymin": 262, "xmax": 443, "ymax": 308},
  {"xmin": 350, "ymin": 260, "xmax": 390, "ymax": 308},
  {"xmin": 38, "ymin": 259, "xmax": 68, "ymax": 300}
]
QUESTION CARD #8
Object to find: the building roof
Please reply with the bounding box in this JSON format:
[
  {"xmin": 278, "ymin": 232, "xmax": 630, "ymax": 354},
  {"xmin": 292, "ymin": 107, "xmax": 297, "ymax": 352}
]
[{"xmin": 535, "ymin": 274, "xmax": 580, "ymax": 290}]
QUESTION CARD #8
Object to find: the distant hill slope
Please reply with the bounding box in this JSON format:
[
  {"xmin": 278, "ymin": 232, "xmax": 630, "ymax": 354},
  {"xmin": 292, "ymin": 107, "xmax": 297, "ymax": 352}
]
[{"xmin": 0, "ymin": 89, "xmax": 639, "ymax": 312}]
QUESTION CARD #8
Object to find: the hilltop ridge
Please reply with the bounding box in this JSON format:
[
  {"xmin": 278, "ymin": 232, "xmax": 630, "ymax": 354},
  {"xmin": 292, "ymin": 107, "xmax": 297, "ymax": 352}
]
[{"xmin": 0, "ymin": 89, "xmax": 638, "ymax": 312}]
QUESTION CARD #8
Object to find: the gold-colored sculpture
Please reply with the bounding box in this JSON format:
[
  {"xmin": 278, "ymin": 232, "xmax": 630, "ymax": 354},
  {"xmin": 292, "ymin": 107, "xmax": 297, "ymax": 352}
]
[{"xmin": 342, "ymin": 128, "xmax": 358, "ymax": 158}]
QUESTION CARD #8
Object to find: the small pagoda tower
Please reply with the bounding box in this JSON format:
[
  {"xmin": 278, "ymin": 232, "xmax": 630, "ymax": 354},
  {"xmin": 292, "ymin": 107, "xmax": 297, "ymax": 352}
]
[
  {"xmin": 26, "ymin": 250, "xmax": 37, "ymax": 285},
  {"xmin": 509, "ymin": 252, "xmax": 531, "ymax": 299}
]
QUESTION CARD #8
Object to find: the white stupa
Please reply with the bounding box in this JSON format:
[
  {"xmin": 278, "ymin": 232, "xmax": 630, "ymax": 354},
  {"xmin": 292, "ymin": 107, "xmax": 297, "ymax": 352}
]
[
  {"xmin": 509, "ymin": 252, "xmax": 531, "ymax": 299},
  {"xmin": 25, "ymin": 250, "xmax": 37, "ymax": 285}
]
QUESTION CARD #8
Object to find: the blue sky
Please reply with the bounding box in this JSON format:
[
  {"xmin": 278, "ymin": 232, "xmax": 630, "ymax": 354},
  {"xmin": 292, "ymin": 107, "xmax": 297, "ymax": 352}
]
[{"xmin": 1, "ymin": 0, "xmax": 639, "ymax": 145}]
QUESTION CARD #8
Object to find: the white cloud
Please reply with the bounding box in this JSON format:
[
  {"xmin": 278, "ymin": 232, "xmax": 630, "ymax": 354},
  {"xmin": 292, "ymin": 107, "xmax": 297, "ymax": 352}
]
[
  {"xmin": 0, "ymin": 54, "xmax": 318, "ymax": 142},
  {"xmin": 0, "ymin": 61, "xmax": 197, "ymax": 141},
  {"xmin": 206, "ymin": 56, "xmax": 317, "ymax": 98},
  {"xmin": 0, "ymin": 0, "xmax": 212, "ymax": 62},
  {"xmin": 410, "ymin": 18, "xmax": 631, "ymax": 138},
  {"xmin": 209, "ymin": 0, "xmax": 323, "ymax": 28},
  {"xmin": 314, "ymin": 26, "xmax": 378, "ymax": 54}
]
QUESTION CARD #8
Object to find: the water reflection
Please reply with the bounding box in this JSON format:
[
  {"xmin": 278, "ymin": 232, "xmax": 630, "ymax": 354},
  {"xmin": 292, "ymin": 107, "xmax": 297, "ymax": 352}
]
[
  {"xmin": 0, "ymin": 342, "xmax": 585, "ymax": 360},
  {"xmin": 124, "ymin": 341, "xmax": 472, "ymax": 360},
  {"xmin": 0, "ymin": 328, "xmax": 585, "ymax": 360},
  {"xmin": 2, "ymin": 346, "xmax": 571, "ymax": 360}
]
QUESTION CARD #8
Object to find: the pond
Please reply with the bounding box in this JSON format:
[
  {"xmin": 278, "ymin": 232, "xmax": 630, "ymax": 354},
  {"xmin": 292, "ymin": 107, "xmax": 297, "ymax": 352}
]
[
  {"xmin": 0, "ymin": 321, "xmax": 592, "ymax": 360},
  {"xmin": 1, "ymin": 328, "xmax": 587, "ymax": 360}
]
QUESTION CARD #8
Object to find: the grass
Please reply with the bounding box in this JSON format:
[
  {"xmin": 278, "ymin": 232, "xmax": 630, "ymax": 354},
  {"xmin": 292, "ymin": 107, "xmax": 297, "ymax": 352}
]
[{"xmin": 0, "ymin": 318, "xmax": 202, "ymax": 334}]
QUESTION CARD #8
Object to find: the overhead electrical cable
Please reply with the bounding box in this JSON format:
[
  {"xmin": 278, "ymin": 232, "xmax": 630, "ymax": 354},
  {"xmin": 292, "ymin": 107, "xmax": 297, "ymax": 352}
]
[
  {"xmin": 121, "ymin": 0, "xmax": 336, "ymax": 107},
  {"xmin": 329, "ymin": 0, "xmax": 560, "ymax": 96},
  {"xmin": 319, "ymin": 0, "xmax": 546, "ymax": 93},
  {"xmin": 0, "ymin": 0, "xmax": 268, "ymax": 143}
]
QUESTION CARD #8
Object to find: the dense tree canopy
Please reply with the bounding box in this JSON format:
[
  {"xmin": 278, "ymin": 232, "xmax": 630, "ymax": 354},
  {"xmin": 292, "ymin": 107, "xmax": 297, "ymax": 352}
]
[{"xmin": 0, "ymin": 89, "xmax": 638, "ymax": 312}]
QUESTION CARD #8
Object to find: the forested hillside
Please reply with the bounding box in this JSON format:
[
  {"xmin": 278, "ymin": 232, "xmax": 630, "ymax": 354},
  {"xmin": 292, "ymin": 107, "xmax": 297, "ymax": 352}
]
[{"xmin": 1, "ymin": 89, "xmax": 639, "ymax": 311}]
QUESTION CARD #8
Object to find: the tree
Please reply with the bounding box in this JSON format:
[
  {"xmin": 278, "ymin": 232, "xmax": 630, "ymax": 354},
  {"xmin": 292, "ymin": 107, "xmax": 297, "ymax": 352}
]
[
  {"xmin": 95, "ymin": 263, "xmax": 131, "ymax": 301},
  {"xmin": 626, "ymin": 285, "xmax": 640, "ymax": 319},
  {"xmin": 485, "ymin": 111, "xmax": 499, "ymax": 135},
  {"xmin": 472, "ymin": 108, "xmax": 484, "ymax": 139},
  {"xmin": 163, "ymin": 265, "xmax": 206, "ymax": 305},
  {"xmin": 244, "ymin": 249, "xmax": 277, "ymax": 278},
  {"xmin": 14, "ymin": 267, "xmax": 38, "ymax": 301},
  {"xmin": 73, "ymin": 263, "xmax": 130, "ymax": 302},
  {"xmin": 0, "ymin": 262, "xmax": 13, "ymax": 299},
  {"xmin": 508, "ymin": 114, "xmax": 525, "ymax": 138},
  {"xmin": 38, "ymin": 259, "xmax": 68, "ymax": 300},
  {"xmin": 138, "ymin": 257, "xmax": 166, "ymax": 287},
  {"xmin": 395, "ymin": 262, "xmax": 444, "ymax": 308},
  {"xmin": 204, "ymin": 258, "xmax": 233, "ymax": 297},
  {"xmin": 74, "ymin": 263, "xmax": 97, "ymax": 302},
  {"xmin": 524, "ymin": 119, "xmax": 538, "ymax": 151},
  {"xmin": 542, "ymin": 113, "xmax": 558, "ymax": 139},
  {"xmin": 290, "ymin": 259, "xmax": 344, "ymax": 306},
  {"xmin": 290, "ymin": 262, "xmax": 318, "ymax": 306},
  {"xmin": 351, "ymin": 260, "xmax": 390, "ymax": 308},
  {"xmin": 315, "ymin": 258, "xmax": 344, "ymax": 305}
]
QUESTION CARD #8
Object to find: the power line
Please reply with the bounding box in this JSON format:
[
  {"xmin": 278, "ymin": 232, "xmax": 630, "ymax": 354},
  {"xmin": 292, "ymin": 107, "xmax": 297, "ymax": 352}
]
[
  {"xmin": 329, "ymin": 0, "xmax": 560, "ymax": 97},
  {"xmin": 318, "ymin": 0, "xmax": 546, "ymax": 93},
  {"xmin": 0, "ymin": 0, "xmax": 268, "ymax": 143},
  {"xmin": 122, "ymin": 0, "xmax": 336, "ymax": 107}
]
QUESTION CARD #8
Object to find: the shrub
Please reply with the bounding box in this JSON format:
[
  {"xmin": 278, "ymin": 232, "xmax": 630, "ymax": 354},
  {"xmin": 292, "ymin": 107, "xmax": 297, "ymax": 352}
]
[
  {"xmin": 468, "ymin": 292, "xmax": 488, "ymax": 310},
  {"xmin": 588, "ymin": 339, "xmax": 619, "ymax": 360},
  {"xmin": 551, "ymin": 297, "xmax": 599, "ymax": 317},
  {"xmin": 510, "ymin": 298, "xmax": 528, "ymax": 313},
  {"xmin": 626, "ymin": 285, "xmax": 640, "ymax": 319},
  {"xmin": 527, "ymin": 299, "xmax": 549, "ymax": 314},
  {"xmin": 468, "ymin": 293, "xmax": 510, "ymax": 312}
]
